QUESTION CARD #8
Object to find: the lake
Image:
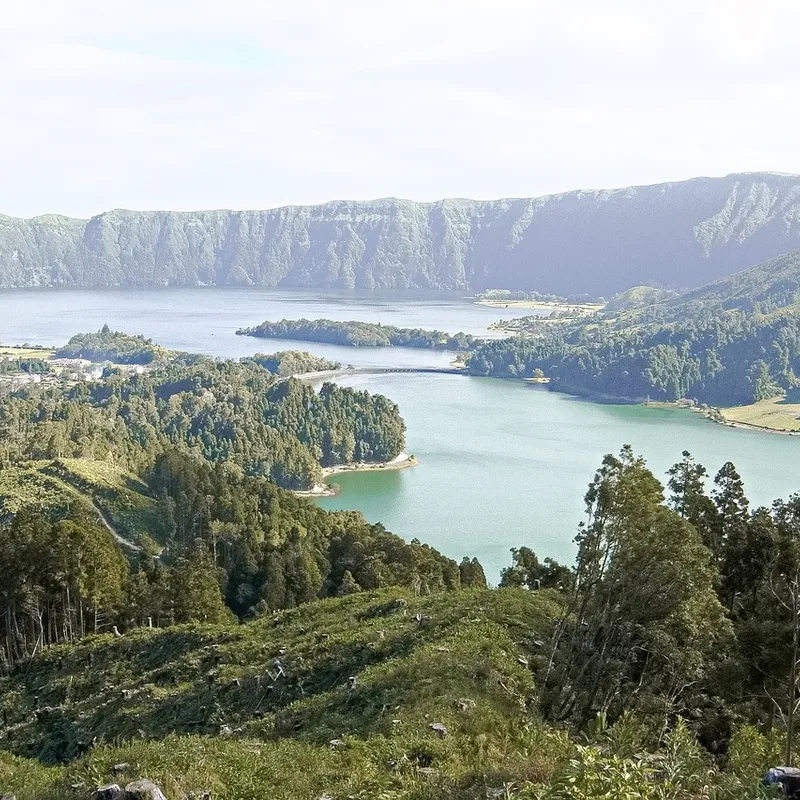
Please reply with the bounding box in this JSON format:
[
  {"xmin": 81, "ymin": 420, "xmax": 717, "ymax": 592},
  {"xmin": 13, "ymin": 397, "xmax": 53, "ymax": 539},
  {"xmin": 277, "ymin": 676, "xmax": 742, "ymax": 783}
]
[
  {"xmin": 1, "ymin": 287, "xmax": 798, "ymax": 579},
  {"xmin": 0, "ymin": 287, "xmax": 528, "ymax": 370}
]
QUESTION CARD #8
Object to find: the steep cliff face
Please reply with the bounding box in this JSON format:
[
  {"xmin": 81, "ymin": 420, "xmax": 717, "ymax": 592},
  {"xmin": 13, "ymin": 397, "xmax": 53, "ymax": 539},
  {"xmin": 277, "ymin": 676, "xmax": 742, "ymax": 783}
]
[{"xmin": 3, "ymin": 172, "xmax": 800, "ymax": 295}]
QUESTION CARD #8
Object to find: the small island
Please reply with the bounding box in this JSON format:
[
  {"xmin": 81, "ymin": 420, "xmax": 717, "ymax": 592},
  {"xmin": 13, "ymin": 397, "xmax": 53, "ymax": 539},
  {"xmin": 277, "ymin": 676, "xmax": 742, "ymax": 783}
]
[
  {"xmin": 236, "ymin": 317, "xmax": 477, "ymax": 350},
  {"xmin": 241, "ymin": 350, "xmax": 341, "ymax": 377}
]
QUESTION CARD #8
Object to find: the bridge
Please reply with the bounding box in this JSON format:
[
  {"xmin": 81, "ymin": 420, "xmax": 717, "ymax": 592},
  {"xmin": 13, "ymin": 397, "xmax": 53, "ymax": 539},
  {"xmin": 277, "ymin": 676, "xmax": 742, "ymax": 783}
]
[
  {"xmin": 351, "ymin": 366, "xmax": 465, "ymax": 375},
  {"xmin": 297, "ymin": 365, "xmax": 467, "ymax": 382}
]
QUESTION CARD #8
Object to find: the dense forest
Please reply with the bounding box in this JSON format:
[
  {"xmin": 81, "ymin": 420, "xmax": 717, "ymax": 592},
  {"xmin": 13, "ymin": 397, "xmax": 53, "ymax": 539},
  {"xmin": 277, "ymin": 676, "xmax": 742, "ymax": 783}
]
[
  {"xmin": 240, "ymin": 350, "xmax": 340, "ymax": 376},
  {"xmin": 55, "ymin": 326, "xmax": 165, "ymax": 364},
  {"xmin": 469, "ymin": 249, "xmax": 800, "ymax": 406},
  {"xmin": 0, "ymin": 342, "xmax": 406, "ymax": 489},
  {"xmin": 0, "ymin": 450, "xmax": 468, "ymax": 669},
  {"xmin": 237, "ymin": 317, "xmax": 476, "ymax": 350},
  {"xmin": 8, "ymin": 310, "xmax": 800, "ymax": 795}
]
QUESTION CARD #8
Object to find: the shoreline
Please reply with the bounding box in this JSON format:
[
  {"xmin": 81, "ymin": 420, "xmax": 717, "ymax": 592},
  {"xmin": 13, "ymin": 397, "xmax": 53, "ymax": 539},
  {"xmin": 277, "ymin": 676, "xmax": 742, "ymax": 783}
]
[
  {"xmin": 298, "ymin": 365, "xmax": 800, "ymax": 440},
  {"xmin": 295, "ymin": 452, "xmax": 419, "ymax": 497},
  {"xmin": 711, "ymin": 417, "xmax": 800, "ymax": 436},
  {"xmin": 643, "ymin": 399, "xmax": 800, "ymax": 436},
  {"xmin": 707, "ymin": 408, "xmax": 800, "ymax": 436},
  {"xmin": 475, "ymin": 299, "xmax": 605, "ymax": 313}
]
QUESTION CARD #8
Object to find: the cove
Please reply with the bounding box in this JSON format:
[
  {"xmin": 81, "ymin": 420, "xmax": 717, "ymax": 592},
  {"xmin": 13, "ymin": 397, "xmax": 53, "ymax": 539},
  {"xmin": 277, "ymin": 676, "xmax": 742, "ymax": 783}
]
[{"xmin": 317, "ymin": 372, "xmax": 800, "ymax": 579}]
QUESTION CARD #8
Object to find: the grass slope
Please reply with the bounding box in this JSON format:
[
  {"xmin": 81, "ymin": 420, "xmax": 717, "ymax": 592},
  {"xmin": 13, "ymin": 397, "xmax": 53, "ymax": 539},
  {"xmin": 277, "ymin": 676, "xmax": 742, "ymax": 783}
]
[
  {"xmin": 0, "ymin": 587, "xmax": 564, "ymax": 800},
  {"xmin": 720, "ymin": 396, "xmax": 800, "ymax": 432},
  {"xmin": 0, "ymin": 458, "xmax": 167, "ymax": 552}
]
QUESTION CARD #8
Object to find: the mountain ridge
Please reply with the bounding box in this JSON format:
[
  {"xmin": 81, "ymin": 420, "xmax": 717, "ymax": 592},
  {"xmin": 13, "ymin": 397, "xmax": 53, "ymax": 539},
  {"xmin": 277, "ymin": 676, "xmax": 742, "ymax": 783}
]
[
  {"xmin": 3, "ymin": 172, "xmax": 800, "ymax": 294},
  {"xmin": 11, "ymin": 171, "xmax": 796, "ymax": 221}
]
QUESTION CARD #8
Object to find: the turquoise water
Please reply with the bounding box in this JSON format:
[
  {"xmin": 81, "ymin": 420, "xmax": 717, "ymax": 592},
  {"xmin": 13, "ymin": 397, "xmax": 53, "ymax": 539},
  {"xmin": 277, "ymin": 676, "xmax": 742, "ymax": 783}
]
[
  {"xmin": 318, "ymin": 373, "xmax": 800, "ymax": 579},
  {"xmin": 0, "ymin": 288, "xmax": 797, "ymax": 580}
]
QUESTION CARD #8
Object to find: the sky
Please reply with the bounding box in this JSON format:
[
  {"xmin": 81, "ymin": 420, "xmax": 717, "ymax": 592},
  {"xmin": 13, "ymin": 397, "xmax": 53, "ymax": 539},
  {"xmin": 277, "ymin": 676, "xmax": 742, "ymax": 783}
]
[{"xmin": 2, "ymin": 0, "xmax": 800, "ymax": 218}]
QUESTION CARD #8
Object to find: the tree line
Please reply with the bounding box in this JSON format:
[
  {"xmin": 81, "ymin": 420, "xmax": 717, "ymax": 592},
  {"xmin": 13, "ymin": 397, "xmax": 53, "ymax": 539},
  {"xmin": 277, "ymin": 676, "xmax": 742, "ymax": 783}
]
[
  {"xmin": 504, "ymin": 445, "xmax": 800, "ymax": 763},
  {"xmin": 468, "ymin": 302, "xmax": 800, "ymax": 406},
  {"xmin": 55, "ymin": 325, "xmax": 164, "ymax": 364},
  {"xmin": 0, "ymin": 356, "xmax": 406, "ymax": 489},
  {"xmin": 0, "ymin": 449, "xmax": 485, "ymax": 670},
  {"xmin": 237, "ymin": 317, "xmax": 477, "ymax": 350},
  {"xmin": 241, "ymin": 350, "xmax": 340, "ymax": 376}
]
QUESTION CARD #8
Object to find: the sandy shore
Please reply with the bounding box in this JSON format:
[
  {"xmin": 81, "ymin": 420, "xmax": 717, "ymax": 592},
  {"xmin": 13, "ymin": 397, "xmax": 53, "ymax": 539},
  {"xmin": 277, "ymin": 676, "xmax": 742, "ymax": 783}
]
[{"xmin": 295, "ymin": 452, "xmax": 419, "ymax": 497}]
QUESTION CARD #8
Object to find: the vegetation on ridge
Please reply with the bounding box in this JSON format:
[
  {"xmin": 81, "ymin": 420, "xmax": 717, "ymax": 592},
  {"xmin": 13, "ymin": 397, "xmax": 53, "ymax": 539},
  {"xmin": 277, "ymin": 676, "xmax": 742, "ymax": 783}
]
[
  {"xmin": 241, "ymin": 350, "xmax": 341, "ymax": 376},
  {"xmin": 0, "ymin": 344, "xmax": 406, "ymax": 489},
  {"xmin": 3, "ymin": 173, "xmax": 800, "ymax": 295},
  {"xmin": 55, "ymin": 326, "xmax": 165, "ymax": 364},
  {"xmin": 6, "ymin": 309, "xmax": 800, "ymax": 797}
]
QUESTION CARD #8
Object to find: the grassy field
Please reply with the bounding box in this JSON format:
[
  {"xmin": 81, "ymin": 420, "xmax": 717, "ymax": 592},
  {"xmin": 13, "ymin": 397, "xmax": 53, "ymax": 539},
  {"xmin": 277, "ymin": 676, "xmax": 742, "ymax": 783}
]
[
  {"xmin": 0, "ymin": 587, "xmax": 566, "ymax": 799},
  {"xmin": 720, "ymin": 396, "xmax": 800, "ymax": 432},
  {"xmin": 0, "ymin": 346, "xmax": 55, "ymax": 359}
]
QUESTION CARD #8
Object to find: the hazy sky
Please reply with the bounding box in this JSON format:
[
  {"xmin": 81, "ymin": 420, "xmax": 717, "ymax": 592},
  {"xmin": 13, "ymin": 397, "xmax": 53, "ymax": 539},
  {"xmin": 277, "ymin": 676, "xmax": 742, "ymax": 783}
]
[{"xmin": 3, "ymin": 0, "xmax": 800, "ymax": 218}]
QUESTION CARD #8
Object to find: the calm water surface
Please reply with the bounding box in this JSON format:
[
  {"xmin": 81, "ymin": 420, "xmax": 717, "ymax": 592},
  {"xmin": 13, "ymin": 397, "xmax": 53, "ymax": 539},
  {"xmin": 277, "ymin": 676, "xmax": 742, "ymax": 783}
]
[
  {"xmin": 0, "ymin": 287, "xmax": 530, "ymax": 369},
  {"xmin": 1, "ymin": 288, "xmax": 797, "ymax": 579},
  {"xmin": 318, "ymin": 373, "xmax": 800, "ymax": 577}
]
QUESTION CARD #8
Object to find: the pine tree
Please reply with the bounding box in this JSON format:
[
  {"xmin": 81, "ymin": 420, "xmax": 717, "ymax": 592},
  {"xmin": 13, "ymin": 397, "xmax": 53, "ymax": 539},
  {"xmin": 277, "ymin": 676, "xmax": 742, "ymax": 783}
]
[{"xmin": 667, "ymin": 451, "xmax": 718, "ymax": 552}]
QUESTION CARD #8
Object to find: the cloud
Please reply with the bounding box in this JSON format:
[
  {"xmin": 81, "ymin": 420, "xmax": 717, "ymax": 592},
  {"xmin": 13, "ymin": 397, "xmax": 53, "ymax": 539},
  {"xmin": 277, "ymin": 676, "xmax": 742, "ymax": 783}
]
[{"xmin": 1, "ymin": 0, "xmax": 799, "ymax": 217}]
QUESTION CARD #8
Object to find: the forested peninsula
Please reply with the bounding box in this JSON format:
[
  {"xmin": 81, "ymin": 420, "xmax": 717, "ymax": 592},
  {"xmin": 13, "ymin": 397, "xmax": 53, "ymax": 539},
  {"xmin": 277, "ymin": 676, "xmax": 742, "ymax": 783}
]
[
  {"xmin": 1, "ymin": 330, "xmax": 406, "ymax": 489},
  {"xmin": 237, "ymin": 317, "xmax": 476, "ymax": 350},
  {"xmin": 4, "ymin": 172, "xmax": 800, "ymax": 295},
  {"xmin": 469, "ymin": 248, "xmax": 800, "ymax": 411}
]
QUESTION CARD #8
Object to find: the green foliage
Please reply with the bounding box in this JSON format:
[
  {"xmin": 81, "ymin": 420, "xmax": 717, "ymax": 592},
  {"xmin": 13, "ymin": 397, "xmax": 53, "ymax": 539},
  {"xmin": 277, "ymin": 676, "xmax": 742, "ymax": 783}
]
[
  {"xmin": 0, "ymin": 355, "xmax": 406, "ymax": 489},
  {"xmin": 6, "ymin": 445, "xmax": 800, "ymax": 797},
  {"xmin": 604, "ymin": 286, "xmax": 680, "ymax": 314},
  {"xmin": 459, "ymin": 557, "xmax": 487, "ymax": 588},
  {"xmin": 242, "ymin": 350, "xmax": 340, "ymax": 376},
  {"xmin": 544, "ymin": 447, "xmax": 729, "ymax": 729},
  {"xmin": 499, "ymin": 547, "xmax": 572, "ymax": 591},
  {"xmin": 468, "ymin": 249, "xmax": 800, "ymax": 406},
  {"xmin": 0, "ymin": 459, "xmax": 168, "ymax": 548},
  {"xmin": 0, "ymin": 752, "xmax": 63, "ymax": 800},
  {"xmin": 541, "ymin": 744, "xmax": 660, "ymax": 799},
  {"xmin": 168, "ymin": 544, "xmax": 233, "ymax": 625},
  {"xmin": 0, "ymin": 356, "xmax": 52, "ymax": 375},
  {"xmin": 237, "ymin": 318, "xmax": 477, "ymax": 351},
  {"xmin": 0, "ymin": 450, "xmax": 468, "ymax": 665},
  {"xmin": 55, "ymin": 327, "xmax": 164, "ymax": 364},
  {"xmin": 0, "ymin": 588, "xmax": 561, "ymax": 772},
  {"xmin": 0, "ymin": 504, "xmax": 128, "ymax": 665}
]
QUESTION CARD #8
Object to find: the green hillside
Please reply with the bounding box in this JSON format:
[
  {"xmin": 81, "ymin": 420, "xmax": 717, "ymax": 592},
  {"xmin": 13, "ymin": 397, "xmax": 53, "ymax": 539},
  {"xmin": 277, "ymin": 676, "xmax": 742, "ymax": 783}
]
[
  {"xmin": 469, "ymin": 248, "xmax": 800, "ymax": 408},
  {"xmin": 0, "ymin": 587, "xmax": 564, "ymax": 799},
  {"xmin": 603, "ymin": 285, "xmax": 679, "ymax": 314},
  {"xmin": 669, "ymin": 248, "xmax": 800, "ymax": 313},
  {"xmin": 0, "ymin": 458, "xmax": 167, "ymax": 553},
  {"xmin": 0, "ymin": 448, "xmax": 794, "ymax": 799}
]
